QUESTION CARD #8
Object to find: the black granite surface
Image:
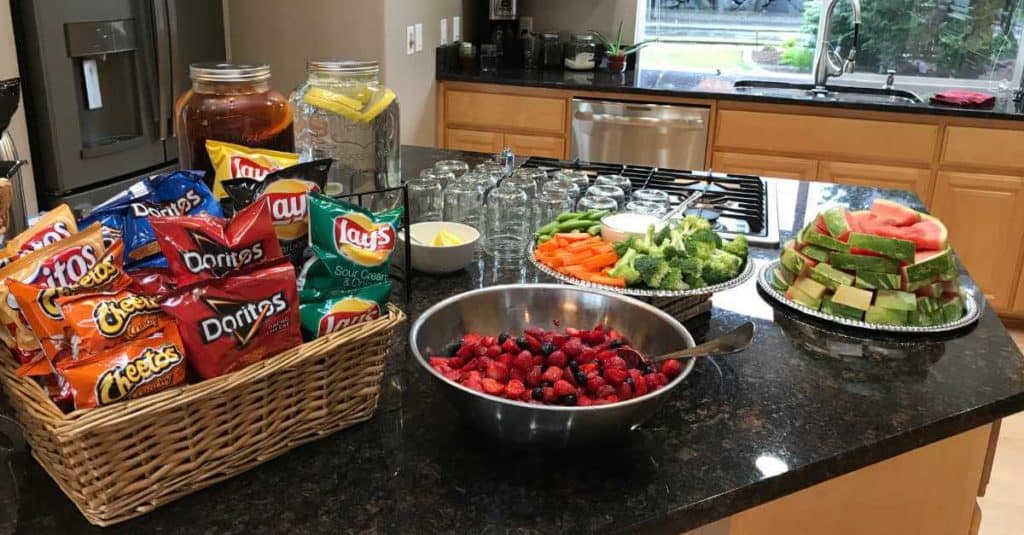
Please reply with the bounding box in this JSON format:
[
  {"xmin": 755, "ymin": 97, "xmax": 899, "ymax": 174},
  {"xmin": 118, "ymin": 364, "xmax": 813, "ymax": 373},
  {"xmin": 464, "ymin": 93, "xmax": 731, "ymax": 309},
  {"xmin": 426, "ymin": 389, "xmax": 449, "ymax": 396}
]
[
  {"xmin": 3, "ymin": 146, "xmax": 1024, "ymax": 534},
  {"xmin": 439, "ymin": 68, "xmax": 1024, "ymax": 121}
]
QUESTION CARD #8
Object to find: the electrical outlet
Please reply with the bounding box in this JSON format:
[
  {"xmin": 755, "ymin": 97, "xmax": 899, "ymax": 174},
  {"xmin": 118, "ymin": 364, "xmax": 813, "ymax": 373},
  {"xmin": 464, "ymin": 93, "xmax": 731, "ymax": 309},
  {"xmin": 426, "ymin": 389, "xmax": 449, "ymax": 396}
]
[
  {"xmin": 440, "ymin": 18, "xmax": 448, "ymax": 45},
  {"xmin": 415, "ymin": 23, "xmax": 423, "ymax": 52},
  {"xmin": 406, "ymin": 25, "xmax": 415, "ymax": 55},
  {"xmin": 453, "ymin": 16, "xmax": 461, "ymax": 42}
]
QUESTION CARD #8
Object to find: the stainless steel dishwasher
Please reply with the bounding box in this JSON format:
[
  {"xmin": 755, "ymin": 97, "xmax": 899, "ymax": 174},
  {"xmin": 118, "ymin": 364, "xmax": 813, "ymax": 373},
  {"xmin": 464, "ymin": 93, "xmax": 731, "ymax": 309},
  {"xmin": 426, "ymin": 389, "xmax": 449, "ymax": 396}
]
[{"xmin": 570, "ymin": 99, "xmax": 709, "ymax": 169}]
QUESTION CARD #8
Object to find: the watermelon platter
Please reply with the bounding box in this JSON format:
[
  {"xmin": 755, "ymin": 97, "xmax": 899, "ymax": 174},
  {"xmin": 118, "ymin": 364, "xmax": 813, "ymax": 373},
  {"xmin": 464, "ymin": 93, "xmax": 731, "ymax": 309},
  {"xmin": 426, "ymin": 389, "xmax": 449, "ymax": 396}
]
[{"xmin": 757, "ymin": 199, "xmax": 982, "ymax": 333}]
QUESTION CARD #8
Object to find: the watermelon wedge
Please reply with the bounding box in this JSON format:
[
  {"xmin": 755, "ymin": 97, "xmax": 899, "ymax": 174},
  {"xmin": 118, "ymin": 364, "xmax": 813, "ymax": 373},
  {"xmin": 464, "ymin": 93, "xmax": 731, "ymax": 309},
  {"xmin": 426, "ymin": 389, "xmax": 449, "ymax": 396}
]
[
  {"xmin": 814, "ymin": 214, "xmax": 831, "ymax": 235},
  {"xmin": 822, "ymin": 207, "xmax": 855, "ymax": 242},
  {"xmin": 871, "ymin": 199, "xmax": 921, "ymax": 226},
  {"xmin": 902, "ymin": 214, "xmax": 948, "ymax": 251}
]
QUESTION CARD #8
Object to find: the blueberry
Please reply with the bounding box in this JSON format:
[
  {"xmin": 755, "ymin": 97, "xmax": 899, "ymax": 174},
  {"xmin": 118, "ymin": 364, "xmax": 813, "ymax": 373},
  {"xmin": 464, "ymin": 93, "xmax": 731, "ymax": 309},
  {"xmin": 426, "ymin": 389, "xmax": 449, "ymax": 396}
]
[
  {"xmin": 574, "ymin": 372, "xmax": 587, "ymax": 385},
  {"xmin": 516, "ymin": 336, "xmax": 530, "ymax": 350},
  {"xmin": 540, "ymin": 342, "xmax": 556, "ymax": 356},
  {"xmin": 568, "ymin": 360, "xmax": 580, "ymax": 371},
  {"xmin": 498, "ymin": 332, "xmax": 510, "ymax": 345},
  {"xmin": 642, "ymin": 363, "xmax": 655, "ymax": 375},
  {"xmin": 561, "ymin": 394, "xmax": 578, "ymax": 406},
  {"xmin": 442, "ymin": 340, "xmax": 462, "ymax": 356},
  {"xmin": 609, "ymin": 339, "xmax": 623, "ymax": 348},
  {"xmin": 541, "ymin": 381, "xmax": 553, "ymax": 388},
  {"xmin": 532, "ymin": 387, "xmax": 544, "ymax": 401}
]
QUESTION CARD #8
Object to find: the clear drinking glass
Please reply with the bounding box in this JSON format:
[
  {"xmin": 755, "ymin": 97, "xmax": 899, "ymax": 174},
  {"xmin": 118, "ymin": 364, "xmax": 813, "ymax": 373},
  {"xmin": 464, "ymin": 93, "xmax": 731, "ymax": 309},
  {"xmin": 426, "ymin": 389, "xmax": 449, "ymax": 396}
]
[
  {"xmin": 407, "ymin": 175, "xmax": 443, "ymax": 223},
  {"xmin": 420, "ymin": 168, "xmax": 454, "ymax": 189},
  {"xmin": 576, "ymin": 195, "xmax": 619, "ymax": 213},
  {"xmin": 586, "ymin": 184, "xmax": 626, "ymax": 208},
  {"xmin": 625, "ymin": 200, "xmax": 667, "ymax": 215},
  {"xmin": 542, "ymin": 179, "xmax": 580, "ymax": 207},
  {"xmin": 444, "ymin": 178, "xmax": 486, "ymax": 254},
  {"xmin": 631, "ymin": 188, "xmax": 671, "ymax": 209},
  {"xmin": 503, "ymin": 169, "xmax": 538, "ymax": 199},
  {"xmin": 554, "ymin": 170, "xmax": 591, "ymax": 196},
  {"xmin": 435, "ymin": 160, "xmax": 469, "ymax": 180},
  {"xmin": 485, "ymin": 184, "xmax": 530, "ymax": 265},
  {"xmin": 533, "ymin": 190, "xmax": 574, "ymax": 232},
  {"xmin": 595, "ymin": 174, "xmax": 632, "ymax": 197}
]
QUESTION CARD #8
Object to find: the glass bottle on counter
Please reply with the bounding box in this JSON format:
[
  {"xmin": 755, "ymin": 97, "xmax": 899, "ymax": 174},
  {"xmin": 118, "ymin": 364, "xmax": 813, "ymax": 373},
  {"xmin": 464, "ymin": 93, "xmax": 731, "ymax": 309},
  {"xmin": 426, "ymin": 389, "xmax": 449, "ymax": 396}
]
[
  {"xmin": 541, "ymin": 33, "xmax": 563, "ymax": 69},
  {"xmin": 292, "ymin": 60, "xmax": 400, "ymax": 197},
  {"xmin": 176, "ymin": 63, "xmax": 294, "ymax": 179},
  {"xmin": 564, "ymin": 34, "xmax": 596, "ymax": 70}
]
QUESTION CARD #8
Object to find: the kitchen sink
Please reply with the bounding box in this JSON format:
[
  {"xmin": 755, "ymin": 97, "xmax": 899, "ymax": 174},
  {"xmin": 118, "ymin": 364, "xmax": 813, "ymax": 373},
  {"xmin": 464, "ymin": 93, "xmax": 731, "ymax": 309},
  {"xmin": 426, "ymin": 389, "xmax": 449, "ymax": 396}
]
[{"xmin": 733, "ymin": 80, "xmax": 924, "ymax": 105}]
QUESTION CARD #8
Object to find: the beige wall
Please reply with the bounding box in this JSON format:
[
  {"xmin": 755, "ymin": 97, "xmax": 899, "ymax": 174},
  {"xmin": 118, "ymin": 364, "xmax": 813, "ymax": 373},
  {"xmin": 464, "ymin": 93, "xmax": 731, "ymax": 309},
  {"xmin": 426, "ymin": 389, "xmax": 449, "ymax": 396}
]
[
  {"xmin": 383, "ymin": 0, "xmax": 463, "ymax": 147},
  {"xmin": 0, "ymin": 0, "xmax": 38, "ymax": 218},
  {"xmin": 518, "ymin": 0, "xmax": 638, "ymax": 43}
]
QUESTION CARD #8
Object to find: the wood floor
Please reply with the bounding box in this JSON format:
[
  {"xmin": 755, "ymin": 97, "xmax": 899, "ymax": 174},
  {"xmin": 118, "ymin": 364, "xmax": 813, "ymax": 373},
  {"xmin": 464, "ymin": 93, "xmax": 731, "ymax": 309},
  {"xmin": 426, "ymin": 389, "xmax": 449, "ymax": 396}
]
[{"xmin": 977, "ymin": 329, "xmax": 1024, "ymax": 535}]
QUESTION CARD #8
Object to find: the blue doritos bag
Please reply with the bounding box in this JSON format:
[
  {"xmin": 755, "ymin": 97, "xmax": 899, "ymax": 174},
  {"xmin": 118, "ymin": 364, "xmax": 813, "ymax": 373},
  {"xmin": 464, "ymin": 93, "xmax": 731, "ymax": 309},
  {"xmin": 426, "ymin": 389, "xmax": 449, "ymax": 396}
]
[{"xmin": 80, "ymin": 170, "xmax": 222, "ymax": 269}]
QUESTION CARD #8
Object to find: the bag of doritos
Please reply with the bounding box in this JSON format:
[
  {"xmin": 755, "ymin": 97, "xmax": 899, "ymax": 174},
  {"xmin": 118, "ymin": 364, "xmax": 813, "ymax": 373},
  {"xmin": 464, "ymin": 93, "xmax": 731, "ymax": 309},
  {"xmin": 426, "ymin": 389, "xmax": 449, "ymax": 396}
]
[
  {"xmin": 307, "ymin": 192, "xmax": 402, "ymax": 290},
  {"xmin": 150, "ymin": 197, "xmax": 283, "ymax": 285},
  {"xmin": 299, "ymin": 281, "xmax": 390, "ymax": 342},
  {"xmin": 222, "ymin": 159, "xmax": 331, "ymax": 267},
  {"xmin": 206, "ymin": 139, "xmax": 299, "ymax": 199},
  {"xmin": 58, "ymin": 288, "xmax": 169, "ymax": 358},
  {"xmin": 127, "ymin": 267, "xmax": 177, "ymax": 297},
  {"xmin": 79, "ymin": 170, "xmax": 222, "ymax": 269},
  {"xmin": 57, "ymin": 324, "xmax": 187, "ymax": 410},
  {"xmin": 158, "ymin": 257, "xmax": 301, "ymax": 379}
]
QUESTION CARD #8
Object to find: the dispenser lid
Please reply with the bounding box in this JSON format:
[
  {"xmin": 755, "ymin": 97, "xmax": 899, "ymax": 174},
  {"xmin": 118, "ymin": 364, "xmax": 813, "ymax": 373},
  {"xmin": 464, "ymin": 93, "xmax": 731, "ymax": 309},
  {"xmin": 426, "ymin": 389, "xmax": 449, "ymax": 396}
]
[{"xmin": 189, "ymin": 63, "xmax": 271, "ymax": 83}]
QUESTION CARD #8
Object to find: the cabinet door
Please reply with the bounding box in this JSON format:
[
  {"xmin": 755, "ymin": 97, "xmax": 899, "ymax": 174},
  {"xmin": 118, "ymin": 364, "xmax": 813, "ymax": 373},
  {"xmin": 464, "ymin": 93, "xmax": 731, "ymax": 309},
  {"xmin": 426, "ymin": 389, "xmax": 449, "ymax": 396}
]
[
  {"xmin": 711, "ymin": 152, "xmax": 818, "ymax": 180},
  {"xmin": 445, "ymin": 128, "xmax": 505, "ymax": 154},
  {"xmin": 504, "ymin": 133, "xmax": 565, "ymax": 159},
  {"xmin": 818, "ymin": 161, "xmax": 935, "ymax": 207},
  {"xmin": 930, "ymin": 171, "xmax": 1024, "ymax": 312}
]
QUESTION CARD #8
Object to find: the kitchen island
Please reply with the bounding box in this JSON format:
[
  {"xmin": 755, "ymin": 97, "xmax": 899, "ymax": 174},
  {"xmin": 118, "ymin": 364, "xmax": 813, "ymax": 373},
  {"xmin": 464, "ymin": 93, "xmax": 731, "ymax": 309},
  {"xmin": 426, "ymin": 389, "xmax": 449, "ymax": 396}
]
[{"xmin": 3, "ymin": 146, "xmax": 1024, "ymax": 534}]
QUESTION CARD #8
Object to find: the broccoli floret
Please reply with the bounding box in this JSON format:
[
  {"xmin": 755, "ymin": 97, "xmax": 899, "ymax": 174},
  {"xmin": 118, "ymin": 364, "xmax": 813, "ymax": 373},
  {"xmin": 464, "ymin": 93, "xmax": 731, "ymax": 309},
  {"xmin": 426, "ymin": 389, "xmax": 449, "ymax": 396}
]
[
  {"xmin": 608, "ymin": 249, "xmax": 641, "ymax": 285},
  {"xmin": 612, "ymin": 237, "xmax": 637, "ymax": 257},
  {"xmin": 634, "ymin": 254, "xmax": 670, "ymax": 288},
  {"xmin": 661, "ymin": 244, "xmax": 684, "ymax": 260},
  {"xmin": 683, "ymin": 272, "xmax": 706, "ymax": 288},
  {"xmin": 689, "ymin": 228, "xmax": 722, "ymax": 248},
  {"xmin": 677, "ymin": 214, "xmax": 712, "ymax": 235},
  {"xmin": 722, "ymin": 235, "xmax": 749, "ymax": 259},
  {"xmin": 701, "ymin": 249, "xmax": 743, "ymax": 284},
  {"xmin": 683, "ymin": 237, "xmax": 716, "ymax": 260},
  {"xmin": 653, "ymin": 224, "xmax": 672, "ymax": 246},
  {"xmin": 660, "ymin": 268, "xmax": 688, "ymax": 291},
  {"xmin": 669, "ymin": 256, "xmax": 703, "ymax": 277}
]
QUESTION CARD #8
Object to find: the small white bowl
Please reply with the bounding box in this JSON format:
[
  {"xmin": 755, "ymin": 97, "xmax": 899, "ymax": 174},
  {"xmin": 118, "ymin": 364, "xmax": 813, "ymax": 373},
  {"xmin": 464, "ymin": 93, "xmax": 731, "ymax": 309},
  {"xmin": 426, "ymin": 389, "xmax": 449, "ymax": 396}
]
[
  {"xmin": 600, "ymin": 213, "xmax": 665, "ymax": 243},
  {"xmin": 400, "ymin": 221, "xmax": 480, "ymax": 275}
]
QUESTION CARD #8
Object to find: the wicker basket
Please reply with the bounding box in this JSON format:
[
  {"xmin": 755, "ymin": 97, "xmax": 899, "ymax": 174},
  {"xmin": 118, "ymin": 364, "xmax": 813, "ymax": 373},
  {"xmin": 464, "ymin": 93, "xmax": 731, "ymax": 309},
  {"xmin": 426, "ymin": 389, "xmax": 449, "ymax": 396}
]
[{"xmin": 0, "ymin": 304, "xmax": 405, "ymax": 526}]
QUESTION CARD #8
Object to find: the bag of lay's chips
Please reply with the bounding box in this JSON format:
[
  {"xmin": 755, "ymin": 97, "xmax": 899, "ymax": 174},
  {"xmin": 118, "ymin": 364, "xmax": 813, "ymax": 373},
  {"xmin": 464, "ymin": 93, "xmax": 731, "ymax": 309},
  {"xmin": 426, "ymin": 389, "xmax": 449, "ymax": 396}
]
[
  {"xmin": 299, "ymin": 281, "xmax": 391, "ymax": 342},
  {"xmin": 57, "ymin": 324, "xmax": 187, "ymax": 410},
  {"xmin": 307, "ymin": 192, "xmax": 402, "ymax": 290},
  {"xmin": 79, "ymin": 170, "xmax": 222, "ymax": 269},
  {"xmin": 158, "ymin": 257, "xmax": 301, "ymax": 379},
  {"xmin": 0, "ymin": 224, "xmax": 106, "ymax": 363},
  {"xmin": 150, "ymin": 197, "xmax": 283, "ymax": 285},
  {"xmin": 8, "ymin": 240, "xmax": 133, "ymax": 369},
  {"xmin": 1, "ymin": 204, "xmax": 77, "ymax": 268},
  {"xmin": 206, "ymin": 139, "xmax": 299, "ymax": 199},
  {"xmin": 58, "ymin": 288, "xmax": 169, "ymax": 357},
  {"xmin": 221, "ymin": 159, "xmax": 331, "ymax": 268}
]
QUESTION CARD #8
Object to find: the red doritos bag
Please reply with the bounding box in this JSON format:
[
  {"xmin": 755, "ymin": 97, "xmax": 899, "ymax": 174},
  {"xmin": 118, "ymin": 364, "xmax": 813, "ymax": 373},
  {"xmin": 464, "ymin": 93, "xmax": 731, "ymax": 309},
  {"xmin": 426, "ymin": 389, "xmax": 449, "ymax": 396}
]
[
  {"xmin": 150, "ymin": 197, "xmax": 283, "ymax": 286},
  {"xmin": 158, "ymin": 258, "xmax": 301, "ymax": 379}
]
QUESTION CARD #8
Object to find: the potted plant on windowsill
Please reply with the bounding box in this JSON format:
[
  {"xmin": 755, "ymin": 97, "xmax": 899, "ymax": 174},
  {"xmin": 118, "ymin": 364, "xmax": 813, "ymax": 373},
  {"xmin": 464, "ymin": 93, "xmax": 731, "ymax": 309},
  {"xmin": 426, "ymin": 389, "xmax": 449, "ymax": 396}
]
[{"xmin": 592, "ymin": 22, "xmax": 657, "ymax": 73}]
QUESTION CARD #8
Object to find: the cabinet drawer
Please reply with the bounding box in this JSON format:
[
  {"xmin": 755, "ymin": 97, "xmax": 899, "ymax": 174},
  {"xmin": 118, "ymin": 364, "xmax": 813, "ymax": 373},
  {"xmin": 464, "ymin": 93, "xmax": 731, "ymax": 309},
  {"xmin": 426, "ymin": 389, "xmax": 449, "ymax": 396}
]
[
  {"xmin": 716, "ymin": 110, "xmax": 938, "ymax": 165},
  {"xmin": 445, "ymin": 128, "xmax": 505, "ymax": 154},
  {"xmin": 711, "ymin": 151, "xmax": 818, "ymax": 180},
  {"xmin": 942, "ymin": 127, "xmax": 1024, "ymax": 171},
  {"xmin": 445, "ymin": 90, "xmax": 566, "ymax": 135},
  {"xmin": 504, "ymin": 133, "xmax": 565, "ymax": 159},
  {"xmin": 818, "ymin": 161, "xmax": 934, "ymax": 207}
]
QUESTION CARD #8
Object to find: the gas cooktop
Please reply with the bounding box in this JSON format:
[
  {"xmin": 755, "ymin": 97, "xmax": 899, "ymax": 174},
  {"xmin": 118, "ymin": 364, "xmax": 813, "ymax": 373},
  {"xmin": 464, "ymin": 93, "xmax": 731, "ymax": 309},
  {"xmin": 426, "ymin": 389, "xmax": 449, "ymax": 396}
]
[{"xmin": 519, "ymin": 156, "xmax": 780, "ymax": 245}]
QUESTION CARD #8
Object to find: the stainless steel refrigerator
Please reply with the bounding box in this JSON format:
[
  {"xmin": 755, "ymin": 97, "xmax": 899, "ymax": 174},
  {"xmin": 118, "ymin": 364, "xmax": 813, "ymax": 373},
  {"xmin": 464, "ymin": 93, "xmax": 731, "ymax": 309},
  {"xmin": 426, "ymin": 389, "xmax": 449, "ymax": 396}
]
[{"xmin": 15, "ymin": 0, "xmax": 225, "ymax": 214}]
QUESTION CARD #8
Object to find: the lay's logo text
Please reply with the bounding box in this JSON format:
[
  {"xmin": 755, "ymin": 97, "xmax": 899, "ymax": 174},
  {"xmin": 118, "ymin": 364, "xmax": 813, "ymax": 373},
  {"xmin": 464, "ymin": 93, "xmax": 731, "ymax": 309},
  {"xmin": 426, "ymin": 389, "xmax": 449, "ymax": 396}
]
[
  {"xmin": 230, "ymin": 156, "xmax": 277, "ymax": 180},
  {"xmin": 333, "ymin": 213, "xmax": 395, "ymax": 267},
  {"xmin": 317, "ymin": 298, "xmax": 381, "ymax": 336}
]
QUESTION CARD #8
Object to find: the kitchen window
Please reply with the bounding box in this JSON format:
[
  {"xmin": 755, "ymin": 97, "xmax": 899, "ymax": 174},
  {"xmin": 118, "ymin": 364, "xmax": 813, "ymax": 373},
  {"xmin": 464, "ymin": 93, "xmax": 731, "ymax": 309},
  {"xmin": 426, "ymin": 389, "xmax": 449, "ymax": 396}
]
[{"xmin": 637, "ymin": 0, "xmax": 1024, "ymax": 92}]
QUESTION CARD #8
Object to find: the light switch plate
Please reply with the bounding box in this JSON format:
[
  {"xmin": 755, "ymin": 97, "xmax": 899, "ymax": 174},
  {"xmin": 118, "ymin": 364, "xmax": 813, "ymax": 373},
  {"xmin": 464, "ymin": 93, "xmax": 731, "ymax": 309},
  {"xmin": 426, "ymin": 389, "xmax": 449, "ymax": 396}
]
[
  {"xmin": 440, "ymin": 18, "xmax": 448, "ymax": 45},
  {"xmin": 415, "ymin": 23, "xmax": 423, "ymax": 52},
  {"xmin": 406, "ymin": 25, "xmax": 415, "ymax": 55},
  {"xmin": 453, "ymin": 16, "xmax": 461, "ymax": 42}
]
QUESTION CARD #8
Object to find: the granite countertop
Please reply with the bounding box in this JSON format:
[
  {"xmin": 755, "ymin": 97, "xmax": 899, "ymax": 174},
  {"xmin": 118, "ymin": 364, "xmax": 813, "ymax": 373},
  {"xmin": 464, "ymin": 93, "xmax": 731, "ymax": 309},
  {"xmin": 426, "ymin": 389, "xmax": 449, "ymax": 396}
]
[
  {"xmin": 4, "ymin": 146, "xmax": 1024, "ymax": 534},
  {"xmin": 438, "ymin": 68, "xmax": 1024, "ymax": 121}
]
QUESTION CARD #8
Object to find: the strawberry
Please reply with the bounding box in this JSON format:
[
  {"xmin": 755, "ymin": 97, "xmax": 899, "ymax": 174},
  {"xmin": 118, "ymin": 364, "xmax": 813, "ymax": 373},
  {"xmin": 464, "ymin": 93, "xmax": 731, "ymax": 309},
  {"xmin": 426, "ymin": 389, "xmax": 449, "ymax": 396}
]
[
  {"xmin": 542, "ymin": 386, "xmax": 556, "ymax": 403},
  {"xmin": 512, "ymin": 351, "xmax": 533, "ymax": 372},
  {"xmin": 509, "ymin": 366, "xmax": 525, "ymax": 382},
  {"xmin": 603, "ymin": 367, "xmax": 628, "ymax": 386},
  {"xmin": 591, "ymin": 397, "xmax": 609, "ymax": 406},
  {"xmin": 475, "ymin": 345, "xmax": 489, "ymax": 357},
  {"xmin": 586, "ymin": 375, "xmax": 606, "ymax": 394},
  {"xmin": 525, "ymin": 366, "xmax": 543, "ymax": 387},
  {"xmin": 577, "ymin": 394, "xmax": 594, "ymax": 407},
  {"xmin": 595, "ymin": 384, "xmax": 616, "ymax": 398},
  {"xmin": 547, "ymin": 350, "xmax": 567, "ymax": 368},
  {"xmin": 464, "ymin": 370, "xmax": 482, "ymax": 383},
  {"xmin": 501, "ymin": 337, "xmax": 520, "ymax": 353},
  {"xmin": 455, "ymin": 343, "xmax": 476, "ymax": 360},
  {"xmin": 532, "ymin": 356, "xmax": 546, "ymax": 366},
  {"xmin": 592, "ymin": 323, "xmax": 605, "ymax": 333},
  {"xmin": 565, "ymin": 327, "xmax": 581, "ymax": 337},
  {"xmin": 460, "ymin": 358, "xmax": 478, "ymax": 373},
  {"xmin": 604, "ymin": 394, "xmax": 620, "ymax": 403},
  {"xmin": 525, "ymin": 335, "xmax": 542, "ymax": 353},
  {"xmin": 428, "ymin": 357, "xmax": 448, "ymax": 368},
  {"xmin": 578, "ymin": 347, "xmax": 597, "ymax": 363},
  {"xmin": 605, "ymin": 356, "xmax": 627, "ymax": 370},
  {"xmin": 498, "ymin": 353, "xmax": 514, "ymax": 368},
  {"xmin": 553, "ymin": 379, "xmax": 575, "ymax": 397},
  {"xmin": 464, "ymin": 377, "xmax": 484, "ymax": 392},
  {"xmin": 561, "ymin": 337, "xmax": 583, "ymax": 357},
  {"xmin": 617, "ymin": 382, "xmax": 632, "ymax": 400},
  {"xmin": 482, "ymin": 378, "xmax": 505, "ymax": 395},
  {"xmin": 542, "ymin": 366, "xmax": 563, "ymax": 383},
  {"xmin": 586, "ymin": 331, "xmax": 607, "ymax": 345},
  {"xmin": 476, "ymin": 356, "xmax": 493, "ymax": 370},
  {"xmin": 447, "ymin": 356, "xmax": 464, "ymax": 369},
  {"xmin": 505, "ymin": 379, "xmax": 526, "ymax": 399},
  {"xmin": 462, "ymin": 333, "xmax": 483, "ymax": 346},
  {"xmin": 485, "ymin": 345, "xmax": 501, "ymax": 358},
  {"xmin": 480, "ymin": 335, "xmax": 497, "ymax": 347},
  {"xmin": 643, "ymin": 373, "xmax": 664, "ymax": 390},
  {"xmin": 661, "ymin": 359, "xmax": 683, "ymax": 379},
  {"xmin": 442, "ymin": 369, "xmax": 461, "ymax": 381},
  {"xmin": 520, "ymin": 389, "xmax": 533, "ymax": 402},
  {"xmin": 485, "ymin": 362, "xmax": 509, "ymax": 382},
  {"xmin": 629, "ymin": 369, "xmax": 648, "ymax": 396},
  {"xmin": 596, "ymin": 349, "xmax": 618, "ymax": 361},
  {"xmin": 548, "ymin": 333, "xmax": 568, "ymax": 347},
  {"xmin": 524, "ymin": 327, "xmax": 546, "ymax": 339},
  {"xmin": 579, "ymin": 362, "xmax": 599, "ymax": 375}
]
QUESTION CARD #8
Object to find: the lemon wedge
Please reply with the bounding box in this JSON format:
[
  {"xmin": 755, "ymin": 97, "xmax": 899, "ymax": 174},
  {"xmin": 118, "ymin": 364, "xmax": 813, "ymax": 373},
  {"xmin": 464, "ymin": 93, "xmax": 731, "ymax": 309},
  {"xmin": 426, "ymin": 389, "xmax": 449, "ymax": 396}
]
[
  {"xmin": 431, "ymin": 229, "xmax": 463, "ymax": 246},
  {"xmin": 302, "ymin": 87, "xmax": 364, "ymax": 121}
]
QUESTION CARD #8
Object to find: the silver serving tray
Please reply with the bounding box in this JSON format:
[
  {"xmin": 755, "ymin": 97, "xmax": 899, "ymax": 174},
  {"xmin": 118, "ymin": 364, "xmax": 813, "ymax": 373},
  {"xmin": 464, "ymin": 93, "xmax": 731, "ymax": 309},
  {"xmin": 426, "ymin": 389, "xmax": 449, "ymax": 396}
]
[
  {"xmin": 757, "ymin": 261, "xmax": 982, "ymax": 333},
  {"xmin": 530, "ymin": 246, "xmax": 756, "ymax": 298}
]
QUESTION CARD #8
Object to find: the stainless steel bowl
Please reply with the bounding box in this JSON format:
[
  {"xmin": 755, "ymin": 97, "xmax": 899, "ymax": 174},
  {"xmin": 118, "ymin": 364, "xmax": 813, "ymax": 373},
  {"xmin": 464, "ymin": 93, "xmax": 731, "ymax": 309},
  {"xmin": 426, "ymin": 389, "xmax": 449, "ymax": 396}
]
[{"xmin": 410, "ymin": 284, "xmax": 696, "ymax": 446}]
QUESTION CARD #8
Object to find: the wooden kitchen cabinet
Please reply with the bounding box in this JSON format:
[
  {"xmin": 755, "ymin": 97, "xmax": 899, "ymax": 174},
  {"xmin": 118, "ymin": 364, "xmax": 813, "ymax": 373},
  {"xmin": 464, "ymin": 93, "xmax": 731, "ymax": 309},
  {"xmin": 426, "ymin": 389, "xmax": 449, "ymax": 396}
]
[
  {"xmin": 1013, "ymin": 253, "xmax": 1024, "ymax": 314},
  {"xmin": 445, "ymin": 128, "xmax": 505, "ymax": 154},
  {"xmin": 818, "ymin": 161, "xmax": 935, "ymax": 207},
  {"xmin": 504, "ymin": 133, "xmax": 565, "ymax": 159},
  {"xmin": 711, "ymin": 152, "xmax": 819, "ymax": 180},
  {"xmin": 930, "ymin": 171, "xmax": 1024, "ymax": 312},
  {"xmin": 445, "ymin": 90, "xmax": 566, "ymax": 135}
]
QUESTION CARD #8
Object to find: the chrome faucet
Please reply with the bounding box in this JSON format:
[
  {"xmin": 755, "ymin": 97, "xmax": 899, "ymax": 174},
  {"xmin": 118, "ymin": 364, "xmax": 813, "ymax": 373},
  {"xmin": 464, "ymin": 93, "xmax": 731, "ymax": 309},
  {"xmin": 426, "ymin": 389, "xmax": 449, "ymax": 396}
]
[{"xmin": 811, "ymin": 0, "xmax": 862, "ymax": 94}]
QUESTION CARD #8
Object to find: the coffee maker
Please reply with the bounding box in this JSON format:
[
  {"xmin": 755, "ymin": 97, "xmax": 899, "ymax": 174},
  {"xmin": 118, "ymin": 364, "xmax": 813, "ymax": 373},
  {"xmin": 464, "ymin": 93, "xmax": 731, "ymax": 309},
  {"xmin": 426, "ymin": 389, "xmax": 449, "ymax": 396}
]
[{"xmin": 477, "ymin": 0, "xmax": 521, "ymax": 68}]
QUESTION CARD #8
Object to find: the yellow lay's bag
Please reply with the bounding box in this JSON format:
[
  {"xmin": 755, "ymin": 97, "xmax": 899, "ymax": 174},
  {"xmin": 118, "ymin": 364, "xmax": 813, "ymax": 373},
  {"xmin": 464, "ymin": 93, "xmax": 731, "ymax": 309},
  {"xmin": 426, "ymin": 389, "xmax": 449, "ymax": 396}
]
[{"xmin": 205, "ymin": 139, "xmax": 298, "ymax": 199}]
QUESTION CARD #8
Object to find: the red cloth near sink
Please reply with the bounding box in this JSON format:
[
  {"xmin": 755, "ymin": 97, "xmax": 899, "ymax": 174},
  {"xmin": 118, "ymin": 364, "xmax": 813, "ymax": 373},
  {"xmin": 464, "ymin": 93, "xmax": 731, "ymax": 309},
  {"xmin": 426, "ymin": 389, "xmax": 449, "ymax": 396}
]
[{"xmin": 930, "ymin": 90, "xmax": 996, "ymax": 108}]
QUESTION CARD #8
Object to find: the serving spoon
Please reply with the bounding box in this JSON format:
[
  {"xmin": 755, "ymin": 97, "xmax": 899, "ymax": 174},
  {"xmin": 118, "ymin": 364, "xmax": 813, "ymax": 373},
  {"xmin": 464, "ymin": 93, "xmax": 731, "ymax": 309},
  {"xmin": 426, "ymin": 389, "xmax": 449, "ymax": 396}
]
[{"xmin": 617, "ymin": 321, "xmax": 755, "ymax": 367}]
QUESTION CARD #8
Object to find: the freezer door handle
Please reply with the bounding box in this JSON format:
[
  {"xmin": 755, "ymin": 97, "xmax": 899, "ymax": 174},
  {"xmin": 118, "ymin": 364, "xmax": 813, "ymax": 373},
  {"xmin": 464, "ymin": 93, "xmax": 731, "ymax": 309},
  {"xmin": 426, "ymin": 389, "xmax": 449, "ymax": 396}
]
[
  {"xmin": 152, "ymin": 0, "xmax": 171, "ymax": 141},
  {"xmin": 166, "ymin": 0, "xmax": 180, "ymax": 138}
]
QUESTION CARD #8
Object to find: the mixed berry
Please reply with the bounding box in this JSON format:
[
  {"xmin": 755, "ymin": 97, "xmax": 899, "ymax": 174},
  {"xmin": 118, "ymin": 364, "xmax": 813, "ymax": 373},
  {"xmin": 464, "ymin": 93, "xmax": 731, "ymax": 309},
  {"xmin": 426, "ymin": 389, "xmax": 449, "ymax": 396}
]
[{"xmin": 427, "ymin": 324, "xmax": 684, "ymax": 406}]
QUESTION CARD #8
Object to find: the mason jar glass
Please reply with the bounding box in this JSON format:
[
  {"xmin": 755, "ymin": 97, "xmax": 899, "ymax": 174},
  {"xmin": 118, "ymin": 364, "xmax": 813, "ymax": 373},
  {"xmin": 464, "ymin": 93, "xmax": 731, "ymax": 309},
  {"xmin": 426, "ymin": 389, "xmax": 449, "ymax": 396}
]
[
  {"xmin": 564, "ymin": 34, "xmax": 597, "ymax": 70},
  {"xmin": 485, "ymin": 184, "xmax": 530, "ymax": 265}
]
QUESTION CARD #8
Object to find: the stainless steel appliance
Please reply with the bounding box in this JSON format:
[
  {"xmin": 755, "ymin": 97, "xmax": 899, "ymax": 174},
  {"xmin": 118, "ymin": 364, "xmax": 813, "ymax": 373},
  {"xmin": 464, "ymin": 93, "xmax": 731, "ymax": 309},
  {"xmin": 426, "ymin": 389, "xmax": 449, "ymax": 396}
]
[
  {"xmin": 15, "ymin": 0, "xmax": 225, "ymax": 214},
  {"xmin": 570, "ymin": 99, "xmax": 710, "ymax": 171}
]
